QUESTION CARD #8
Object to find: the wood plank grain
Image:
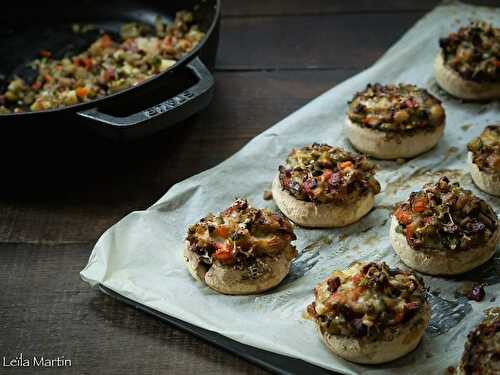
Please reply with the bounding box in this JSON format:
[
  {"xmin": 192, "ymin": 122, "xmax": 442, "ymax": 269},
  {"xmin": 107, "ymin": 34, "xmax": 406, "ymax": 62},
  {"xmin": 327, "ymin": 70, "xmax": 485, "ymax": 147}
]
[
  {"xmin": 217, "ymin": 13, "xmax": 425, "ymax": 70},
  {"xmin": 0, "ymin": 69, "xmax": 356, "ymax": 244},
  {"xmin": 7, "ymin": 3, "xmax": 492, "ymax": 373},
  {"xmin": 222, "ymin": 0, "xmax": 440, "ymax": 16},
  {"xmin": 221, "ymin": 0, "xmax": 499, "ymax": 16},
  {"xmin": 0, "ymin": 243, "xmax": 269, "ymax": 375}
]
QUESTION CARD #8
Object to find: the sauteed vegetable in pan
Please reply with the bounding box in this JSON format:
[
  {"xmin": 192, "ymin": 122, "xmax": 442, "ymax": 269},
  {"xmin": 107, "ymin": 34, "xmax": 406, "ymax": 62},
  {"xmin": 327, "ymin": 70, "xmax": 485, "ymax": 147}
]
[{"xmin": 0, "ymin": 11, "xmax": 204, "ymax": 114}]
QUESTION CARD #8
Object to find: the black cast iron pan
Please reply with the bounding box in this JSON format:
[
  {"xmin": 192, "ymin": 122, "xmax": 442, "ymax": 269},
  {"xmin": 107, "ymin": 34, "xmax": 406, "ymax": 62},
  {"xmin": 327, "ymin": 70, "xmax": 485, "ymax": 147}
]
[{"xmin": 0, "ymin": 0, "xmax": 220, "ymax": 142}]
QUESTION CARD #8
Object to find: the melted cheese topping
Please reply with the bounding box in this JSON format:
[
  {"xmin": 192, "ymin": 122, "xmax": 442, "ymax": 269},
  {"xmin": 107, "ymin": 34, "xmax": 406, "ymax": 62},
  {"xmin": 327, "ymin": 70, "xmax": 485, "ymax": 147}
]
[
  {"xmin": 278, "ymin": 144, "xmax": 380, "ymax": 203},
  {"xmin": 394, "ymin": 176, "xmax": 498, "ymax": 252},
  {"xmin": 347, "ymin": 83, "xmax": 445, "ymax": 132},
  {"xmin": 308, "ymin": 262, "xmax": 426, "ymax": 339},
  {"xmin": 186, "ymin": 199, "xmax": 297, "ymax": 266},
  {"xmin": 440, "ymin": 21, "xmax": 500, "ymax": 83},
  {"xmin": 460, "ymin": 308, "xmax": 500, "ymax": 374},
  {"xmin": 468, "ymin": 125, "xmax": 500, "ymax": 174}
]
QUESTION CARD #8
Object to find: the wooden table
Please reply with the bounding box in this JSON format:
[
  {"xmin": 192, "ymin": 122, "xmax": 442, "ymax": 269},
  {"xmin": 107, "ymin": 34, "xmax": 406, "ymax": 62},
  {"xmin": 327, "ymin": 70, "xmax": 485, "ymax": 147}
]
[{"xmin": 1, "ymin": 1, "xmax": 496, "ymax": 373}]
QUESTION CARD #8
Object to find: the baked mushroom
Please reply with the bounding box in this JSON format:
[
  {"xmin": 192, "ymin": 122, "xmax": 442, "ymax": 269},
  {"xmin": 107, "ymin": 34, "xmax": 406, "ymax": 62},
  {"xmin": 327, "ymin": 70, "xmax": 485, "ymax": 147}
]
[
  {"xmin": 306, "ymin": 262, "xmax": 430, "ymax": 364},
  {"xmin": 390, "ymin": 176, "xmax": 499, "ymax": 275},
  {"xmin": 184, "ymin": 199, "xmax": 298, "ymax": 295},
  {"xmin": 272, "ymin": 144, "xmax": 380, "ymax": 227},
  {"xmin": 345, "ymin": 83, "xmax": 446, "ymax": 159},
  {"xmin": 457, "ymin": 307, "xmax": 500, "ymax": 375},
  {"xmin": 467, "ymin": 125, "xmax": 500, "ymax": 196},
  {"xmin": 434, "ymin": 21, "xmax": 500, "ymax": 100}
]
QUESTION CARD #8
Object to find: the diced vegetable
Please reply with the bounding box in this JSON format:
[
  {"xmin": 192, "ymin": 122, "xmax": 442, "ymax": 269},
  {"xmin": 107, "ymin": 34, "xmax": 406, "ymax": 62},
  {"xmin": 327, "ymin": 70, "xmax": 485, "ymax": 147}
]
[
  {"xmin": 440, "ymin": 21, "xmax": 499, "ymax": 82},
  {"xmin": 0, "ymin": 11, "xmax": 204, "ymax": 114},
  {"xmin": 278, "ymin": 144, "xmax": 380, "ymax": 204},
  {"xmin": 186, "ymin": 199, "xmax": 297, "ymax": 270},
  {"xmin": 347, "ymin": 83, "xmax": 445, "ymax": 132},
  {"xmin": 308, "ymin": 262, "xmax": 426, "ymax": 340},
  {"xmin": 394, "ymin": 177, "xmax": 497, "ymax": 252},
  {"xmin": 468, "ymin": 125, "xmax": 500, "ymax": 174}
]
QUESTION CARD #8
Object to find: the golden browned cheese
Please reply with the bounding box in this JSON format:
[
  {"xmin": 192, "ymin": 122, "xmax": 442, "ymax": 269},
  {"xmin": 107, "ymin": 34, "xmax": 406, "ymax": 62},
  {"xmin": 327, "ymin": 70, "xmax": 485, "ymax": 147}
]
[
  {"xmin": 459, "ymin": 308, "xmax": 500, "ymax": 374},
  {"xmin": 278, "ymin": 143, "xmax": 380, "ymax": 204},
  {"xmin": 440, "ymin": 21, "xmax": 500, "ymax": 83},
  {"xmin": 186, "ymin": 199, "xmax": 297, "ymax": 268},
  {"xmin": 468, "ymin": 125, "xmax": 500, "ymax": 174},
  {"xmin": 347, "ymin": 83, "xmax": 445, "ymax": 132},
  {"xmin": 307, "ymin": 262, "xmax": 426, "ymax": 340},
  {"xmin": 393, "ymin": 176, "xmax": 498, "ymax": 252}
]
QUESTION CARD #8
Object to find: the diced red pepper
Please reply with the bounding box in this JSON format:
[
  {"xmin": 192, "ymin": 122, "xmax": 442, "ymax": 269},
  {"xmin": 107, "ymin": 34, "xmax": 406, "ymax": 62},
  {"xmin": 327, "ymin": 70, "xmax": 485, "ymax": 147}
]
[
  {"xmin": 395, "ymin": 208, "xmax": 412, "ymax": 225},
  {"xmin": 413, "ymin": 197, "xmax": 428, "ymax": 213},
  {"xmin": 75, "ymin": 57, "xmax": 93, "ymax": 70},
  {"xmin": 350, "ymin": 286, "xmax": 365, "ymax": 301},
  {"xmin": 100, "ymin": 34, "xmax": 113, "ymax": 48},
  {"xmin": 213, "ymin": 243, "xmax": 233, "ymax": 263},
  {"xmin": 214, "ymin": 226, "xmax": 230, "ymax": 239},
  {"xmin": 75, "ymin": 87, "xmax": 89, "ymax": 99},
  {"xmin": 322, "ymin": 169, "xmax": 333, "ymax": 181},
  {"xmin": 405, "ymin": 224, "xmax": 414, "ymax": 240},
  {"xmin": 351, "ymin": 273, "xmax": 363, "ymax": 285},
  {"xmin": 31, "ymin": 82, "xmax": 42, "ymax": 90},
  {"xmin": 39, "ymin": 50, "xmax": 52, "ymax": 58},
  {"xmin": 338, "ymin": 161, "xmax": 353, "ymax": 170},
  {"xmin": 83, "ymin": 58, "xmax": 93, "ymax": 70}
]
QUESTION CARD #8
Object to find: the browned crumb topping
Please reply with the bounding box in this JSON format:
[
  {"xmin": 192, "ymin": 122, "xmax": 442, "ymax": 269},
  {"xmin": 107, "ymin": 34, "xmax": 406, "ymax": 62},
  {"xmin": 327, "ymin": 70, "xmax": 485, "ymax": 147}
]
[
  {"xmin": 278, "ymin": 144, "xmax": 380, "ymax": 204},
  {"xmin": 459, "ymin": 308, "xmax": 500, "ymax": 374},
  {"xmin": 394, "ymin": 176, "xmax": 498, "ymax": 252},
  {"xmin": 347, "ymin": 83, "xmax": 445, "ymax": 132},
  {"xmin": 186, "ymin": 199, "xmax": 297, "ymax": 269},
  {"xmin": 468, "ymin": 125, "xmax": 500, "ymax": 174},
  {"xmin": 307, "ymin": 262, "xmax": 427, "ymax": 341},
  {"xmin": 440, "ymin": 21, "xmax": 500, "ymax": 83}
]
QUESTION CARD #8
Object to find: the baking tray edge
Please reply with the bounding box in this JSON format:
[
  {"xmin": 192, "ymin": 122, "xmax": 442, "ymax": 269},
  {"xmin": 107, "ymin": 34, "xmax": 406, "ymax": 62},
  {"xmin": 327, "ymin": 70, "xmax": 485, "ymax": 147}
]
[{"xmin": 98, "ymin": 284, "xmax": 337, "ymax": 375}]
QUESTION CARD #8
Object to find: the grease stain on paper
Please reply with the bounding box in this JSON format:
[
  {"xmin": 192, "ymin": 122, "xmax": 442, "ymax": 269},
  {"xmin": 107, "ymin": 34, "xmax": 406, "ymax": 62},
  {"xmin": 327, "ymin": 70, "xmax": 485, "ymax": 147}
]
[
  {"xmin": 426, "ymin": 292, "xmax": 472, "ymax": 336},
  {"xmin": 282, "ymin": 250, "xmax": 321, "ymax": 285}
]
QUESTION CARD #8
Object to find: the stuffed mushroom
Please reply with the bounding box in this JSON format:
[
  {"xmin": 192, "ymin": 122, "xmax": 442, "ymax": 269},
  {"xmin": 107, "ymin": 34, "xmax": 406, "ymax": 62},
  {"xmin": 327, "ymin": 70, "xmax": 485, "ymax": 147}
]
[
  {"xmin": 434, "ymin": 21, "xmax": 500, "ymax": 100},
  {"xmin": 467, "ymin": 125, "xmax": 500, "ymax": 196},
  {"xmin": 184, "ymin": 199, "xmax": 297, "ymax": 295},
  {"xmin": 457, "ymin": 307, "xmax": 500, "ymax": 374},
  {"xmin": 306, "ymin": 262, "xmax": 430, "ymax": 364},
  {"xmin": 345, "ymin": 83, "xmax": 446, "ymax": 159},
  {"xmin": 272, "ymin": 144, "xmax": 380, "ymax": 227},
  {"xmin": 390, "ymin": 176, "xmax": 499, "ymax": 275}
]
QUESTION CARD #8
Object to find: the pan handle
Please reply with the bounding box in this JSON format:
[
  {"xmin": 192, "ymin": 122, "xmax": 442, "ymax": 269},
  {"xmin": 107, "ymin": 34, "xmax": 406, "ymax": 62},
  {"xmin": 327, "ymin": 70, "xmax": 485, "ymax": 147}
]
[{"xmin": 77, "ymin": 57, "xmax": 214, "ymax": 131}]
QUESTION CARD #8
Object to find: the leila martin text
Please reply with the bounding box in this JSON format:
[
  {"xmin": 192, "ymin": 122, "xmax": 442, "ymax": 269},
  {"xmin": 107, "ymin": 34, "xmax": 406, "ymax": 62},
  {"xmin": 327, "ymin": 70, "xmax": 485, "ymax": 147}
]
[{"xmin": 3, "ymin": 353, "xmax": 72, "ymax": 367}]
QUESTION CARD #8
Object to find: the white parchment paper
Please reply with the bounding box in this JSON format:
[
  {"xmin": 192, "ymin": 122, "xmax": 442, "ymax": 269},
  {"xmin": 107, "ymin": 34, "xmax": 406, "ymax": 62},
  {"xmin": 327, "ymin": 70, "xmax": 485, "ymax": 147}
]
[{"xmin": 81, "ymin": 2, "xmax": 500, "ymax": 374}]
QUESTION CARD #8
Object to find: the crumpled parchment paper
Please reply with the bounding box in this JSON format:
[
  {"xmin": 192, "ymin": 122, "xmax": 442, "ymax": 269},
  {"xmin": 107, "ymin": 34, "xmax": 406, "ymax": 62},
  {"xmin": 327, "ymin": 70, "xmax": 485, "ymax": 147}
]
[{"xmin": 81, "ymin": 2, "xmax": 500, "ymax": 374}]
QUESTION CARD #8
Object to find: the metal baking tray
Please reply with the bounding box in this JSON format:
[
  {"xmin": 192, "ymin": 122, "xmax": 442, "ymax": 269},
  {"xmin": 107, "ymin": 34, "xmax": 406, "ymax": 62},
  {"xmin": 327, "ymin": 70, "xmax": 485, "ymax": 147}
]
[{"xmin": 99, "ymin": 284, "xmax": 335, "ymax": 375}]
